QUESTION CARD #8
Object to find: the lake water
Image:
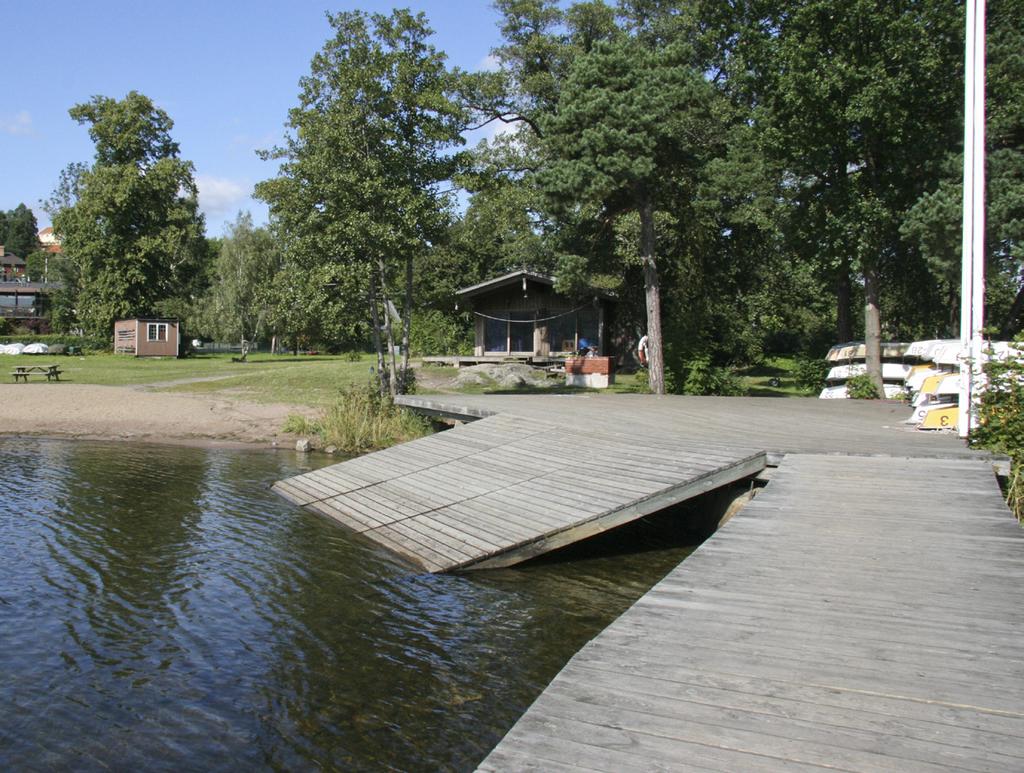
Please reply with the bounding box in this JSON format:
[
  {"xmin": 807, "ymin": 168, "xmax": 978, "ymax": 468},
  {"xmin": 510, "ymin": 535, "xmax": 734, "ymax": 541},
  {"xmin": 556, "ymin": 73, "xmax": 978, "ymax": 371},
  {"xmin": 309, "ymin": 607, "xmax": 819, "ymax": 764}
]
[{"xmin": 0, "ymin": 437, "xmax": 697, "ymax": 771}]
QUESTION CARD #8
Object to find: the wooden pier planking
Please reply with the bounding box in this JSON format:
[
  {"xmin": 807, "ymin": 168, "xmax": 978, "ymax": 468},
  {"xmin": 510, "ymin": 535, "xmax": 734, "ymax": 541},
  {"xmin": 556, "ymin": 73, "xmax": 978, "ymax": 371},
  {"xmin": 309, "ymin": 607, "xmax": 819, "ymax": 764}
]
[
  {"xmin": 477, "ymin": 454, "xmax": 1024, "ymax": 771},
  {"xmin": 273, "ymin": 412, "xmax": 766, "ymax": 572}
]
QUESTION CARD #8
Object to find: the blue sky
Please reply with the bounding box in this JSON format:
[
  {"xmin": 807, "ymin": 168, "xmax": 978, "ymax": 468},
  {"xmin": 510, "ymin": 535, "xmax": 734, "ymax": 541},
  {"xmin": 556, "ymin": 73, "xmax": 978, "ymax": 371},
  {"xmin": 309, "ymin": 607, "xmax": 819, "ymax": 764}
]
[{"xmin": 0, "ymin": 0, "xmax": 505, "ymax": 237}]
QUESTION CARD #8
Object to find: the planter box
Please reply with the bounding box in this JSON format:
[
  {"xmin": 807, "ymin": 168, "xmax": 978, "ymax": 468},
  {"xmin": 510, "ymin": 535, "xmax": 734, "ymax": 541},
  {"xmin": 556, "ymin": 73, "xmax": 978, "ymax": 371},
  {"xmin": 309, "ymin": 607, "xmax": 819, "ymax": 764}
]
[{"xmin": 565, "ymin": 356, "xmax": 615, "ymax": 388}]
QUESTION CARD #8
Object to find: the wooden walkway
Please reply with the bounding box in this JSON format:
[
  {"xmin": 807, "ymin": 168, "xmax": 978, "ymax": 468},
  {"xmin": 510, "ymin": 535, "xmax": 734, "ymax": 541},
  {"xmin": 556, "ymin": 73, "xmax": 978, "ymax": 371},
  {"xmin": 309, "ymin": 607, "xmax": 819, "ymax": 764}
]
[
  {"xmin": 274, "ymin": 412, "xmax": 765, "ymax": 572},
  {"xmin": 478, "ymin": 454, "xmax": 1023, "ymax": 771}
]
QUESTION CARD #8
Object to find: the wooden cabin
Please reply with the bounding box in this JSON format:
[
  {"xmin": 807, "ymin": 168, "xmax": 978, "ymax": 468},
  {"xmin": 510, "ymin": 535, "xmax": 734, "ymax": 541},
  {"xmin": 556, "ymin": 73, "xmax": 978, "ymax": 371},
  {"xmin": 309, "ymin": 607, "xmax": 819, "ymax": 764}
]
[
  {"xmin": 457, "ymin": 270, "xmax": 615, "ymax": 361},
  {"xmin": 113, "ymin": 318, "xmax": 181, "ymax": 357}
]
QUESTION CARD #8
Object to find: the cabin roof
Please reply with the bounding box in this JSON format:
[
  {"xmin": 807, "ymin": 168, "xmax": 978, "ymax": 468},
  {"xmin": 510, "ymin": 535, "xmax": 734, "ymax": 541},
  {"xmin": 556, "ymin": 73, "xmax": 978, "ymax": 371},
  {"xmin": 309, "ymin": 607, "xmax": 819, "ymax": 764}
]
[
  {"xmin": 455, "ymin": 269, "xmax": 616, "ymax": 300},
  {"xmin": 455, "ymin": 270, "xmax": 554, "ymax": 298}
]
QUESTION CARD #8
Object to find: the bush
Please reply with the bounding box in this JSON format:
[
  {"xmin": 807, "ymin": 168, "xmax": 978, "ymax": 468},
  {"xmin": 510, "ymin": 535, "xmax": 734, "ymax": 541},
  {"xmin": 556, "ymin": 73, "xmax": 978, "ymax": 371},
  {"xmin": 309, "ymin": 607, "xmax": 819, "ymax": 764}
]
[
  {"xmin": 630, "ymin": 368, "xmax": 651, "ymax": 393},
  {"xmin": 408, "ymin": 309, "xmax": 472, "ymax": 356},
  {"xmin": 972, "ymin": 341, "xmax": 1024, "ymax": 521},
  {"xmin": 679, "ymin": 355, "xmax": 745, "ymax": 396},
  {"xmin": 792, "ymin": 355, "xmax": 830, "ymax": 393},
  {"xmin": 845, "ymin": 373, "xmax": 882, "ymax": 399},
  {"xmin": 284, "ymin": 384, "xmax": 431, "ymax": 455}
]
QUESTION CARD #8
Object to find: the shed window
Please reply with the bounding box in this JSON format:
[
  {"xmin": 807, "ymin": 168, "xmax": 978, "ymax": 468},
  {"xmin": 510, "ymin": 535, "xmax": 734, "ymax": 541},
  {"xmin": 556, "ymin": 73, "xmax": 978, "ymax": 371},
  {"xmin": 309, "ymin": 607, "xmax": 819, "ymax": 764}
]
[
  {"xmin": 483, "ymin": 311, "xmax": 535, "ymax": 354},
  {"xmin": 147, "ymin": 323, "xmax": 168, "ymax": 342}
]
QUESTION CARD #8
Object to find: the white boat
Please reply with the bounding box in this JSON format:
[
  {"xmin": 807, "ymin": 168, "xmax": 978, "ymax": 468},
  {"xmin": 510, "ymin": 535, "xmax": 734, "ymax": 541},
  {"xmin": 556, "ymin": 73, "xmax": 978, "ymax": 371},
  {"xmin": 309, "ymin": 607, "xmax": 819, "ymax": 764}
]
[
  {"xmin": 826, "ymin": 363, "xmax": 912, "ymax": 383},
  {"xmin": 905, "ymin": 365, "xmax": 942, "ymax": 392},
  {"xmin": 905, "ymin": 339, "xmax": 957, "ymax": 361},
  {"xmin": 819, "ymin": 383, "xmax": 905, "ymax": 400},
  {"xmin": 931, "ymin": 341, "xmax": 964, "ymax": 367},
  {"xmin": 906, "ymin": 400, "xmax": 958, "ymax": 426}
]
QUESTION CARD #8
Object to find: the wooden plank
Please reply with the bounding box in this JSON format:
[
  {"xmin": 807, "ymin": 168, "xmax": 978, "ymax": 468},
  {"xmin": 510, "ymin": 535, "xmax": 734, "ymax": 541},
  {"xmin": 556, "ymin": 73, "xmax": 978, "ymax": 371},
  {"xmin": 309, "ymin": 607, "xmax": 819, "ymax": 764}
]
[
  {"xmin": 477, "ymin": 453, "xmax": 1023, "ymax": 770},
  {"xmin": 467, "ymin": 452, "xmax": 766, "ymax": 570}
]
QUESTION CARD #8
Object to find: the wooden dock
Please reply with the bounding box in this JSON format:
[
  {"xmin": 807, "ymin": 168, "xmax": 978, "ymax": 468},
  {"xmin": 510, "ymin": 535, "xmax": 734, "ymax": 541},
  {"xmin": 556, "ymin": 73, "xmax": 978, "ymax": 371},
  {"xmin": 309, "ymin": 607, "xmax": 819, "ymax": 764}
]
[
  {"xmin": 274, "ymin": 412, "xmax": 765, "ymax": 572},
  {"xmin": 478, "ymin": 453, "xmax": 1023, "ymax": 771}
]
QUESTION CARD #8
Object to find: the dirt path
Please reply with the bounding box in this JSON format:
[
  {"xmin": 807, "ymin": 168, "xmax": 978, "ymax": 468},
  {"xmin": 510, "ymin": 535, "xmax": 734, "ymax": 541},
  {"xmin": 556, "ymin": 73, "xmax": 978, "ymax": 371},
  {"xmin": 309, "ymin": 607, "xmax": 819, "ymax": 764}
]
[{"xmin": 0, "ymin": 382, "xmax": 313, "ymax": 447}]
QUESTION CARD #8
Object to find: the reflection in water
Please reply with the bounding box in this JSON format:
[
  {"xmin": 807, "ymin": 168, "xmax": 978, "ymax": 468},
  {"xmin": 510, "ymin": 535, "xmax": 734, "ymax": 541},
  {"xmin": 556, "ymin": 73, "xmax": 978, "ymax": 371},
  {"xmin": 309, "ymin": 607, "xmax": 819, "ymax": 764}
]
[{"xmin": 0, "ymin": 438, "xmax": 696, "ymax": 771}]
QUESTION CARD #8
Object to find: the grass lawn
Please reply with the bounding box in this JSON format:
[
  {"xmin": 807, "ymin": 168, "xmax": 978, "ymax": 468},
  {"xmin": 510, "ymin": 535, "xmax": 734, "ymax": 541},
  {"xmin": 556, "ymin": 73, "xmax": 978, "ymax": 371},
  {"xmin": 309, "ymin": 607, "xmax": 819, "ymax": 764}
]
[
  {"xmin": 48, "ymin": 352, "xmax": 380, "ymax": 407},
  {"xmin": 738, "ymin": 356, "xmax": 813, "ymax": 397},
  {"xmin": 40, "ymin": 351, "xmax": 814, "ymax": 406}
]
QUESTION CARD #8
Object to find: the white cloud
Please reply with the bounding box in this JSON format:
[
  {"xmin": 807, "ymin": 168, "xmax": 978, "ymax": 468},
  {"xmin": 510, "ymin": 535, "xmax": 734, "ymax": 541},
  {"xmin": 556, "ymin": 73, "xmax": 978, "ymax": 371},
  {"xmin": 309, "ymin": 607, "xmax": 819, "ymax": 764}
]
[
  {"xmin": 1, "ymin": 110, "xmax": 34, "ymax": 136},
  {"xmin": 195, "ymin": 175, "xmax": 250, "ymax": 218}
]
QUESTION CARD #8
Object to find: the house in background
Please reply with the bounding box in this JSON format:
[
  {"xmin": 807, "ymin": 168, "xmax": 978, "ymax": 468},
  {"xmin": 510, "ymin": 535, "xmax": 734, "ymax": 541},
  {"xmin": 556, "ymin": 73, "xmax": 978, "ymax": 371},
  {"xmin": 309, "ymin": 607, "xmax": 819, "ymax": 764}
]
[
  {"xmin": 1, "ymin": 246, "xmax": 26, "ymax": 281},
  {"xmin": 37, "ymin": 227, "xmax": 62, "ymax": 254},
  {"xmin": 114, "ymin": 318, "xmax": 181, "ymax": 357},
  {"xmin": 0, "ymin": 245, "xmax": 60, "ymax": 333},
  {"xmin": 455, "ymin": 270, "xmax": 615, "ymax": 362}
]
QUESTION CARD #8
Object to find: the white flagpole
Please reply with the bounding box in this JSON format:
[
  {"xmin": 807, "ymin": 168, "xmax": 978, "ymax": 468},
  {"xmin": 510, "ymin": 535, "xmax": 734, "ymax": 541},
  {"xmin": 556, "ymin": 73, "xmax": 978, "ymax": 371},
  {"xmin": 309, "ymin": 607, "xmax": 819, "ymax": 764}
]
[{"xmin": 959, "ymin": 0, "xmax": 986, "ymax": 438}]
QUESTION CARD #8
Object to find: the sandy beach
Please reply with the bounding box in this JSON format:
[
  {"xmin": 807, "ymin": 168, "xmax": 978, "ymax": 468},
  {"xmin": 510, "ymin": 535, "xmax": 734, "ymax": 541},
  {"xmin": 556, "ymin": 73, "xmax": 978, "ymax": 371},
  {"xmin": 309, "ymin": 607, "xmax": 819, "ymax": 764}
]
[{"xmin": 0, "ymin": 383, "xmax": 309, "ymax": 447}]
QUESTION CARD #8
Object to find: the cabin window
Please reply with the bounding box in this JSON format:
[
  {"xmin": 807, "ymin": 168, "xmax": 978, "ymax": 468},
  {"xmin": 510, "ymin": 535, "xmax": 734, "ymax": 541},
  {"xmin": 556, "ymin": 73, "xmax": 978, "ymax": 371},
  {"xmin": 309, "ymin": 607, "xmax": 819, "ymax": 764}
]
[
  {"xmin": 484, "ymin": 316, "xmax": 507, "ymax": 353},
  {"xmin": 147, "ymin": 323, "xmax": 168, "ymax": 342},
  {"xmin": 483, "ymin": 311, "xmax": 536, "ymax": 353},
  {"xmin": 509, "ymin": 311, "xmax": 534, "ymax": 353},
  {"xmin": 547, "ymin": 310, "xmax": 576, "ymax": 353},
  {"xmin": 578, "ymin": 307, "xmax": 599, "ymax": 351}
]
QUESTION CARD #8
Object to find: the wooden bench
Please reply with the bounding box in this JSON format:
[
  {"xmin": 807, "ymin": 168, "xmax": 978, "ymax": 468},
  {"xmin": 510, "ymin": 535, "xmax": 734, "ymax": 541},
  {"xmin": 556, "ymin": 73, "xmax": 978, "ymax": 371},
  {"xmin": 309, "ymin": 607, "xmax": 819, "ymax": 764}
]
[{"xmin": 11, "ymin": 364, "xmax": 64, "ymax": 383}]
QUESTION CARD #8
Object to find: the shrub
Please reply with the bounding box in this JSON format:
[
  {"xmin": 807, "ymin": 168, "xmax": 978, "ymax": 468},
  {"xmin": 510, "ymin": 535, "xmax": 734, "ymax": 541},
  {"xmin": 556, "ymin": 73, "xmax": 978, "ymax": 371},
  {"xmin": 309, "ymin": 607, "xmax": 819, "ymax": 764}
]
[
  {"xmin": 679, "ymin": 355, "xmax": 745, "ymax": 396},
  {"xmin": 408, "ymin": 309, "xmax": 472, "ymax": 356},
  {"xmin": 630, "ymin": 368, "xmax": 651, "ymax": 393},
  {"xmin": 972, "ymin": 341, "xmax": 1024, "ymax": 521},
  {"xmin": 282, "ymin": 414, "xmax": 321, "ymax": 436},
  {"xmin": 320, "ymin": 384, "xmax": 431, "ymax": 454},
  {"xmin": 792, "ymin": 355, "xmax": 830, "ymax": 393},
  {"xmin": 845, "ymin": 373, "xmax": 881, "ymax": 399},
  {"xmin": 284, "ymin": 384, "xmax": 431, "ymax": 455}
]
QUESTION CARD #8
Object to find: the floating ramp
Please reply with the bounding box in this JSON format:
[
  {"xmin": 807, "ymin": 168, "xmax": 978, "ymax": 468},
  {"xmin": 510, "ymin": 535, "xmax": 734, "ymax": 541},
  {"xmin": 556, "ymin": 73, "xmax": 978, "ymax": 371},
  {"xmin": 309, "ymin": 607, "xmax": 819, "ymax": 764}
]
[{"xmin": 274, "ymin": 413, "xmax": 765, "ymax": 572}]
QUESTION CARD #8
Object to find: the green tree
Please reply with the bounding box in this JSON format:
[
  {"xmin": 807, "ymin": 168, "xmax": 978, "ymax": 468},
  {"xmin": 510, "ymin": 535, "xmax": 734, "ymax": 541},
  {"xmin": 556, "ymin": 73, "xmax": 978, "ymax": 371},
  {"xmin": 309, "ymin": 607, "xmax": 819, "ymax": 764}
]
[
  {"xmin": 760, "ymin": 0, "xmax": 963, "ymax": 391},
  {"xmin": 49, "ymin": 92, "xmax": 206, "ymax": 337},
  {"xmin": 194, "ymin": 212, "xmax": 276, "ymax": 357},
  {"xmin": 903, "ymin": 0, "xmax": 1024, "ymax": 339},
  {"xmin": 1, "ymin": 204, "xmax": 40, "ymax": 258},
  {"xmin": 540, "ymin": 31, "xmax": 716, "ymax": 394},
  {"xmin": 257, "ymin": 10, "xmax": 465, "ymax": 394}
]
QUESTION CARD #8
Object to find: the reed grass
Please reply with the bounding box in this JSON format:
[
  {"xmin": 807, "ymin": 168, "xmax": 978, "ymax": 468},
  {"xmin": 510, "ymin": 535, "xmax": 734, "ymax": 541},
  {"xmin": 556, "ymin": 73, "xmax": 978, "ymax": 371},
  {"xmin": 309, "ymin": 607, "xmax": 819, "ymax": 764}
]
[{"xmin": 288, "ymin": 385, "xmax": 431, "ymax": 455}]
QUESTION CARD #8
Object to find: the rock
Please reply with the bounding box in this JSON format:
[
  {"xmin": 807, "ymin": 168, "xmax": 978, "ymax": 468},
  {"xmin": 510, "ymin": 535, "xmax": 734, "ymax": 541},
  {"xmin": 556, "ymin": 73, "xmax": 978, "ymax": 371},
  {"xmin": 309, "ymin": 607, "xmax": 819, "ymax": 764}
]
[
  {"xmin": 324, "ymin": 445, "xmax": 338, "ymax": 455},
  {"xmin": 497, "ymin": 374, "xmax": 527, "ymax": 389},
  {"xmin": 454, "ymin": 362, "xmax": 552, "ymax": 389},
  {"xmin": 295, "ymin": 438, "xmax": 312, "ymax": 453}
]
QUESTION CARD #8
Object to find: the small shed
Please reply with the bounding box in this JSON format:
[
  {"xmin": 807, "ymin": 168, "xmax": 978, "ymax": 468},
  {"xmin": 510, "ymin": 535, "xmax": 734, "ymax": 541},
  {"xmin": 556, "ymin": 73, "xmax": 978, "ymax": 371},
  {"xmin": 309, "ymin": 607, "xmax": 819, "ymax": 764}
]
[
  {"xmin": 114, "ymin": 318, "xmax": 181, "ymax": 357},
  {"xmin": 457, "ymin": 270, "xmax": 615, "ymax": 360}
]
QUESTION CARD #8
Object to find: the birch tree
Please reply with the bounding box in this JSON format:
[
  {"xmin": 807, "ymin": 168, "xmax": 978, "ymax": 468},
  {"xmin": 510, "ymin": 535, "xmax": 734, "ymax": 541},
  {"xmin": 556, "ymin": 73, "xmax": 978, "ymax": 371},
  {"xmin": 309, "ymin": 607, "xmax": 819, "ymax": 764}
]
[{"xmin": 256, "ymin": 10, "xmax": 464, "ymax": 395}]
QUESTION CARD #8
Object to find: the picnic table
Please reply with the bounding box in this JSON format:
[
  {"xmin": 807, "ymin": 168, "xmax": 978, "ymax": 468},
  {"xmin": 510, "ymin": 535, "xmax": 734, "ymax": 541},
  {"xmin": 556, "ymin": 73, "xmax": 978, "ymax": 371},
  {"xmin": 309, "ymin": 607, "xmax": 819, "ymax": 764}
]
[{"xmin": 10, "ymin": 364, "xmax": 64, "ymax": 383}]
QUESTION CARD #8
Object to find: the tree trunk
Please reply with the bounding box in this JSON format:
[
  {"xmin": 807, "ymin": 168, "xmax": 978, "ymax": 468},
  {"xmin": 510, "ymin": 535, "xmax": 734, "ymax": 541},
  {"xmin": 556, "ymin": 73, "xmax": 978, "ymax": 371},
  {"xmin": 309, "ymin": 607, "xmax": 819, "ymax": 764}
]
[
  {"xmin": 836, "ymin": 256, "xmax": 853, "ymax": 342},
  {"xmin": 368, "ymin": 272, "xmax": 387, "ymax": 394},
  {"xmin": 400, "ymin": 253, "xmax": 412, "ymax": 384},
  {"xmin": 639, "ymin": 197, "xmax": 665, "ymax": 395},
  {"xmin": 378, "ymin": 258, "xmax": 398, "ymax": 398},
  {"xmin": 863, "ymin": 266, "xmax": 884, "ymax": 397}
]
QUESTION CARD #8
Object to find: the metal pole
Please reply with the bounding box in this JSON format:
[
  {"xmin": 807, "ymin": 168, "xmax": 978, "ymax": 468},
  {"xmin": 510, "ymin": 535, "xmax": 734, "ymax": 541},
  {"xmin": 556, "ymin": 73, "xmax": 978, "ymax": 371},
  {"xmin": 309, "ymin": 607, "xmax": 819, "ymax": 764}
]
[
  {"xmin": 958, "ymin": 0, "xmax": 985, "ymax": 438},
  {"xmin": 970, "ymin": 0, "xmax": 987, "ymax": 435}
]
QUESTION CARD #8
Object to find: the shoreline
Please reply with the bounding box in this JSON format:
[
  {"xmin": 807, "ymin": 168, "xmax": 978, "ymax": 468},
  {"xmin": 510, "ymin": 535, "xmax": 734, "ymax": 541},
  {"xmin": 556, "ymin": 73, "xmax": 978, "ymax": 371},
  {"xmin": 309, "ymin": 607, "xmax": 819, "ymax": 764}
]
[{"xmin": 0, "ymin": 383, "xmax": 312, "ymax": 449}]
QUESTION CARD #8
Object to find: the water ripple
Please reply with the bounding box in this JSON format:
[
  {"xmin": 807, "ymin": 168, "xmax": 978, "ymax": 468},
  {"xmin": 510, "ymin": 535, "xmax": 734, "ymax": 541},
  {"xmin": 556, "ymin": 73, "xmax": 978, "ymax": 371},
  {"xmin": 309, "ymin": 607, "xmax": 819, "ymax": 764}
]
[{"xmin": 0, "ymin": 437, "xmax": 695, "ymax": 771}]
